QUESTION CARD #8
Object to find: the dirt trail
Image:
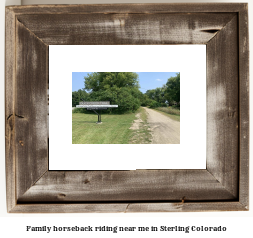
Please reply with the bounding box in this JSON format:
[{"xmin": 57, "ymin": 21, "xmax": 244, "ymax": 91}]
[{"xmin": 143, "ymin": 107, "xmax": 180, "ymax": 144}]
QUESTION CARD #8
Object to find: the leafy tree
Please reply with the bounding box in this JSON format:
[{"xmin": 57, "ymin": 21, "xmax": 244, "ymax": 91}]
[
  {"xmin": 146, "ymin": 87, "xmax": 166, "ymax": 104},
  {"xmin": 84, "ymin": 72, "xmax": 140, "ymax": 92},
  {"xmin": 83, "ymin": 72, "xmax": 141, "ymax": 113},
  {"xmin": 72, "ymin": 89, "xmax": 88, "ymax": 107},
  {"xmin": 149, "ymin": 100, "xmax": 161, "ymax": 108},
  {"xmin": 164, "ymin": 73, "xmax": 180, "ymax": 105},
  {"xmin": 145, "ymin": 89, "xmax": 155, "ymax": 100},
  {"xmin": 139, "ymin": 93, "xmax": 151, "ymax": 106},
  {"xmin": 144, "ymin": 73, "xmax": 180, "ymax": 108},
  {"xmin": 115, "ymin": 87, "xmax": 141, "ymax": 113}
]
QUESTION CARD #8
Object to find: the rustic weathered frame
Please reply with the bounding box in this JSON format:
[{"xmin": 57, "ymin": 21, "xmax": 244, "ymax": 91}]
[{"xmin": 5, "ymin": 4, "xmax": 249, "ymax": 213}]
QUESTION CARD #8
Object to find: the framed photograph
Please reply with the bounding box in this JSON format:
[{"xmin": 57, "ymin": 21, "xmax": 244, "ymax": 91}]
[
  {"xmin": 50, "ymin": 45, "xmax": 206, "ymax": 170},
  {"xmin": 5, "ymin": 3, "xmax": 249, "ymax": 213}
]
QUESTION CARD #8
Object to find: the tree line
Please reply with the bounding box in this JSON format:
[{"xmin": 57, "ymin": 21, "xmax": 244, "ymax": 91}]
[{"xmin": 72, "ymin": 72, "xmax": 180, "ymax": 114}]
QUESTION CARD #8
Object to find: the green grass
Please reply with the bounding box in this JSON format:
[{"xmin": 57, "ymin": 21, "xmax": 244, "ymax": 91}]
[
  {"xmin": 129, "ymin": 107, "xmax": 152, "ymax": 144},
  {"xmin": 72, "ymin": 112, "xmax": 136, "ymax": 144},
  {"xmin": 154, "ymin": 107, "xmax": 180, "ymax": 122}
]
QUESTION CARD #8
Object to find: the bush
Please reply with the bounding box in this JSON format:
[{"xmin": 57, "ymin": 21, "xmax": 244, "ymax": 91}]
[
  {"xmin": 140, "ymin": 94, "xmax": 150, "ymax": 106},
  {"xmin": 85, "ymin": 87, "xmax": 141, "ymax": 114},
  {"xmin": 112, "ymin": 88, "xmax": 140, "ymax": 113},
  {"xmin": 172, "ymin": 104, "xmax": 180, "ymax": 109},
  {"xmin": 72, "ymin": 108, "xmax": 85, "ymax": 113},
  {"xmin": 160, "ymin": 103, "xmax": 168, "ymax": 107},
  {"xmin": 80, "ymin": 72, "xmax": 142, "ymax": 114},
  {"xmin": 149, "ymin": 100, "xmax": 161, "ymax": 108}
]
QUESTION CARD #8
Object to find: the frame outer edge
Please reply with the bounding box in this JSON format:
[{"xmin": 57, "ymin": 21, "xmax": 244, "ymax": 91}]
[
  {"xmin": 5, "ymin": 3, "xmax": 249, "ymax": 213},
  {"xmin": 6, "ymin": 3, "xmax": 249, "ymax": 14},
  {"xmin": 5, "ymin": 7, "xmax": 17, "ymax": 212},
  {"xmin": 238, "ymin": 3, "xmax": 249, "ymax": 209},
  {"xmin": 10, "ymin": 202, "xmax": 247, "ymax": 213}
]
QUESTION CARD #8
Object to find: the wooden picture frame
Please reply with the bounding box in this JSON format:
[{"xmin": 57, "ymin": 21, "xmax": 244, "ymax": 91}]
[{"xmin": 5, "ymin": 3, "xmax": 249, "ymax": 213}]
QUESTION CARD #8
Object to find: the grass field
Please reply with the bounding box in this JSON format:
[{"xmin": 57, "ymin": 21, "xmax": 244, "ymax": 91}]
[
  {"xmin": 129, "ymin": 107, "xmax": 152, "ymax": 144},
  {"xmin": 72, "ymin": 112, "xmax": 137, "ymax": 144},
  {"xmin": 154, "ymin": 107, "xmax": 180, "ymax": 122},
  {"xmin": 72, "ymin": 107, "xmax": 152, "ymax": 144}
]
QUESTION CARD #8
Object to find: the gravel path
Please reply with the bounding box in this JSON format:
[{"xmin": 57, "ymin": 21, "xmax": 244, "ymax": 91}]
[{"xmin": 143, "ymin": 107, "xmax": 180, "ymax": 144}]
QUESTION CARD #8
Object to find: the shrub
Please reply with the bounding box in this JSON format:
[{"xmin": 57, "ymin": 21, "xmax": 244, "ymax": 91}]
[
  {"xmin": 72, "ymin": 108, "xmax": 85, "ymax": 113},
  {"xmin": 160, "ymin": 103, "xmax": 168, "ymax": 107},
  {"xmin": 149, "ymin": 100, "xmax": 161, "ymax": 108},
  {"xmin": 85, "ymin": 87, "xmax": 141, "ymax": 114}
]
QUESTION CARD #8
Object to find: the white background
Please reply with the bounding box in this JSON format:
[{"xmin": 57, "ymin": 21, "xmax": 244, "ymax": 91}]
[
  {"xmin": 0, "ymin": 0, "xmax": 252, "ymax": 237},
  {"xmin": 49, "ymin": 45, "xmax": 206, "ymax": 170}
]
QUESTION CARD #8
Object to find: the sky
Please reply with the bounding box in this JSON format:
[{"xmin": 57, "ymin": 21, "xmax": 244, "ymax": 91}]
[{"xmin": 72, "ymin": 72, "xmax": 179, "ymax": 93}]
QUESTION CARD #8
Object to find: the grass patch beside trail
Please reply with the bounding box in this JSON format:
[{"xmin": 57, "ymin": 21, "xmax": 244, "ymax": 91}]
[
  {"xmin": 154, "ymin": 107, "xmax": 180, "ymax": 122},
  {"xmin": 129, "ymin": 107, "xmax": 152, "ymax": 144},
  {"xmin": 72, "ymin": 112, "xmax": 136, "ymax": 144}
]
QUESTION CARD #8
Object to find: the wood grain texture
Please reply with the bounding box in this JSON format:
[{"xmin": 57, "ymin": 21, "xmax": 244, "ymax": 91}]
[
  {"xmin": 7, "ymin": 3, "xmax": 246, "ymax": 15},
  {"xmin": 206, "ymin": 16, "xmax": 239, "ymax": 198},
  {"xmin": 5, "ymin": 3, "xmax": 249, "ymax": 213},
  {"xmin": 125, "ymin": 202, "xmax": 248, "ymax": 213},
  {"xmin": 16, "ymin": 13, "xmax": 236, "ymax": 45},
  {"xmin": 18, "ymin": 170, "xmax": 236, "ymax": 202},
  {"xmin": 15, "ymin": 20, "xmax": 48, "ymax": 200},
  {"xmin": 238, "ymin": 4, "xmax": 249, "ymax": 209},
  {"xmin": 10, "ymin": 202, "xmax": 247, "ymax": 213},
  {"xmin": 5, "ymin": 7, "xmax": 16, "ymax": 212}
]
